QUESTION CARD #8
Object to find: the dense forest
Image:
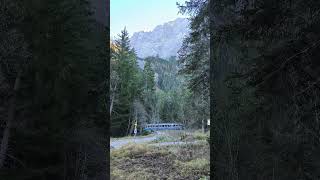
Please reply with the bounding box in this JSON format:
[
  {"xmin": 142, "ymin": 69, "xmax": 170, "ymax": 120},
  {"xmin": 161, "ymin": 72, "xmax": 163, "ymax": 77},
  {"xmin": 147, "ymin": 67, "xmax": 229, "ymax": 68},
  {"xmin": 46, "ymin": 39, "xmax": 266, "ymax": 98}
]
[
  {"xmin": 0, "ymin": 0, "xmax": 108, "ymax": 179},
  {"xmin": 177, "ymin": 0, "xmax": 320, "ymax": 179},
  {"xmin": 1, "ymin": 0, "xmax": 320, "ymax": 179},
  {"xmin": 110, "ymin": 28, "xmax": 209, "ymax": 137}
]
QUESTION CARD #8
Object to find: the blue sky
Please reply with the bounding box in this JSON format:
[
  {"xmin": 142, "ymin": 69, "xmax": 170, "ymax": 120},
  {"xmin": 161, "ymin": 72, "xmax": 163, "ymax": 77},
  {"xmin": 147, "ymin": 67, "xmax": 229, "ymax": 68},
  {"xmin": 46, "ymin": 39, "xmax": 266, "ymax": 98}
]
[{"xmin": 110, "ymin": 0, "xmax": 189, "ymax": 38}]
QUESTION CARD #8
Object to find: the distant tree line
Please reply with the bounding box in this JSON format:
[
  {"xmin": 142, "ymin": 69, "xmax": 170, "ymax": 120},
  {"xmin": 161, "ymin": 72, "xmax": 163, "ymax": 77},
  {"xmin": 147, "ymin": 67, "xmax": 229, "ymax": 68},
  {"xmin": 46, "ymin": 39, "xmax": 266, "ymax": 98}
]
[{"xmin": 110, "ymin": 27, "xmax": 209, "ymax": 137}]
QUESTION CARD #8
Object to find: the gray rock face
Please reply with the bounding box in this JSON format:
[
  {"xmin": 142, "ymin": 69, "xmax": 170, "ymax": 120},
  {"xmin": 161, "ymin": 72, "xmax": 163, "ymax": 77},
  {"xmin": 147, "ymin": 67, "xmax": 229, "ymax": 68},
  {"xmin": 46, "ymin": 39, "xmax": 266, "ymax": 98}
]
[{"xmin": 130, "ymin": 18, "xmax": 190, "ymax": 59}]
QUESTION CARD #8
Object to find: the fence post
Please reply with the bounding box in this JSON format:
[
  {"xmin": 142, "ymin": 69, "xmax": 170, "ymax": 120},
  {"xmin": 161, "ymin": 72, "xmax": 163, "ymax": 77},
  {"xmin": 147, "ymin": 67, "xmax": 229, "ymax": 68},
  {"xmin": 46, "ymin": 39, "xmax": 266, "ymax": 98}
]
[{"xmin": 133, "ymin": 121, "xmax": 137, "ymax": 137}]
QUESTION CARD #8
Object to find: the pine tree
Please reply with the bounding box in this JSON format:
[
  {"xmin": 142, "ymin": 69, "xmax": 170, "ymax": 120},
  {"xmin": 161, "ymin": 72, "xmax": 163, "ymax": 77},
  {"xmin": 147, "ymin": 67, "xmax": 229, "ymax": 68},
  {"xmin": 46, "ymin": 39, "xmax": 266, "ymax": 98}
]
[
  {"xmin": 114, "ymin": 27, "xmax": 131, "ymax": 59},
  {"xmin": 0, "ymin": 0, "xmax": 30, "ymax": 169},
  {"xmin": 0, "ymin": 0, "xmax": 109, "ymax": 179},
  {"xmin": 176, "ymin": 0, "xmax": 210, "ymax": 129},
  {"xmin": 111, "ymin": 28, "xmax": 142, "ymax": 136},
  {"xmin": 143, "ymin": 60, "xmax": 155, "ymax": 92}
]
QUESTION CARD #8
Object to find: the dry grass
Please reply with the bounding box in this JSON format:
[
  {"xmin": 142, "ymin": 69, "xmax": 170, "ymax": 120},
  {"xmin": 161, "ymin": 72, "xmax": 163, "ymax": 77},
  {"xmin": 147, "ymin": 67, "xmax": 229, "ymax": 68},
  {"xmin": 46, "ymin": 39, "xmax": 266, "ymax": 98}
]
[
  {"xmin": 111, "ymin": 138, "xmax": 210, "ymax": 180},
  {"xmin": 181, "ymin": 130, "xmax": 210, "ymax": 142}
]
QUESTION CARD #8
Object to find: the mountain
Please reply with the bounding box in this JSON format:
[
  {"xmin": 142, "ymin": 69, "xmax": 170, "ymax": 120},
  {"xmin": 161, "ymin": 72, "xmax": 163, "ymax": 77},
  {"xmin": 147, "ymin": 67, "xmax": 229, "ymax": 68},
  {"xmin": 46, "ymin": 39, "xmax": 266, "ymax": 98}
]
[{"xmin": 130, "ymin": 18, "xmax": 190, "ymax": 59}]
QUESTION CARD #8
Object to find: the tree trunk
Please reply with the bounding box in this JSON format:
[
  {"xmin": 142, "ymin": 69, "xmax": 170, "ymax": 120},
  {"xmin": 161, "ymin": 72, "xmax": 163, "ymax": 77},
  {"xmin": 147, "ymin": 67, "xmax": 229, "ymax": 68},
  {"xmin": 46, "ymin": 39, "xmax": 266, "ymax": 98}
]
[
  {"xmin": 0, "ymin": 71, "xmax": 21, "ymax": 168},
  {"xmin": 109, "ymin": 83, "xmax": 117, "ymax": 114},
  {"xmin": 202, "ymin": 119, "xmax": 205, "ymax": 133},
  {"xmin": 109, "ymin": 95, "xmax": 114, "ymax": 114},
  {"xmin": 129, "ymin": 111, "xmax": 135, "ymax": 136},
  {"xmin": 126, "ymin": 114, "xmax": 132, "ymax": 136}
]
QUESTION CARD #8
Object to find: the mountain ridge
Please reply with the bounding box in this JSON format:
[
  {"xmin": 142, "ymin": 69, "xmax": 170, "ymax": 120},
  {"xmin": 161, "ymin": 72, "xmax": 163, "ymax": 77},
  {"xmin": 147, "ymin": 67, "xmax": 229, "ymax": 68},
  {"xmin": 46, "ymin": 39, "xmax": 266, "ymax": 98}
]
[{"xmin": 130, "ymin": 18, "xmax": 190, "ymax": 59}]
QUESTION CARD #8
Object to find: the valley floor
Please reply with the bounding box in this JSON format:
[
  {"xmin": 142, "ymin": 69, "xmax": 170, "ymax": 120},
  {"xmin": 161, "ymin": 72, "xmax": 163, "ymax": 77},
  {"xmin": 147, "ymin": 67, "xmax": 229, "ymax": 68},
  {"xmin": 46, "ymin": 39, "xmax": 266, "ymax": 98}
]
[{"xmin": 110, "ymin": 130, "xmax": 210, "ymax": 180}]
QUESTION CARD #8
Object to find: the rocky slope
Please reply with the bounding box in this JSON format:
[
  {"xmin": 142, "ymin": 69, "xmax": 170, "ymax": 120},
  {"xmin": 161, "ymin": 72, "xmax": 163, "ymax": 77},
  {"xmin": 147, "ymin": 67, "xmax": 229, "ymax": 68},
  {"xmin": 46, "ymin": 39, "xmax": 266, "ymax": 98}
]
[{"xmin": 130, "ymin": 18, "xmax": 190, "ymax": 59}]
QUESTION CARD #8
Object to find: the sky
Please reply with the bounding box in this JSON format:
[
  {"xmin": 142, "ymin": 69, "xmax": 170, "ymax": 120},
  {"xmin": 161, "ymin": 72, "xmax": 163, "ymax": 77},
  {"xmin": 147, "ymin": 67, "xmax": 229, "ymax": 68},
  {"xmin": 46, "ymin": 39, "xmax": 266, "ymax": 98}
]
[{"xmin": 110, "ymin": 0, "xmax": 189, "ymax": 38}]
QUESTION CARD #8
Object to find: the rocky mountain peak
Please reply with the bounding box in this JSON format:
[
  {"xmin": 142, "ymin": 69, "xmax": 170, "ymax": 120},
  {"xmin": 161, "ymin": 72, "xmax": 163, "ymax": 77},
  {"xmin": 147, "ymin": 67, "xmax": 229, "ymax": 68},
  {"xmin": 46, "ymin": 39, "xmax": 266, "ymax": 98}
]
[{"xmin": 130, "ymin": 18, "xmax": 190, "ymax": 59}]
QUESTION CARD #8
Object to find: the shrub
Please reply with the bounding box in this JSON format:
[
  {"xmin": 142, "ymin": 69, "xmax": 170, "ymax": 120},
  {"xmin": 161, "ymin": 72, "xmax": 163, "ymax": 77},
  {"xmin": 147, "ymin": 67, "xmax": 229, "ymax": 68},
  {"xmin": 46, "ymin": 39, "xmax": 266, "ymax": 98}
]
[
  {"xmin": 175, "ymin": 158, "xmax": 210, "ymax": 178},
  {"xmin": 140, "ymin": 129, "xmax": 153, "ymax": 136}
]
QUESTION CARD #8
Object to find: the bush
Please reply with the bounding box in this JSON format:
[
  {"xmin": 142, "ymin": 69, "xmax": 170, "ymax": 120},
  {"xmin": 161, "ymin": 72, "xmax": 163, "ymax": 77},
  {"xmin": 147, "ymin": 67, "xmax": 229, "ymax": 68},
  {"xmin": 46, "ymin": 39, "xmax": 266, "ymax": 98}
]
[
  {"xmin": 174, "ymin": 158, "xmax": 210, "ymax": 177},
  {"xmin": 152, "ymin": 135, "xmax": 177, "ymax": 143},
  {"xmin": 111, "ymin": 143, "xmax": 150, "ymax": 159},
  {"xmin": 140, "ymin": 129, "xmax": 153, "ymax": 136},
  {"xmin": 193, "ymin": 132, "xmax": 208, "ymax": 141}
]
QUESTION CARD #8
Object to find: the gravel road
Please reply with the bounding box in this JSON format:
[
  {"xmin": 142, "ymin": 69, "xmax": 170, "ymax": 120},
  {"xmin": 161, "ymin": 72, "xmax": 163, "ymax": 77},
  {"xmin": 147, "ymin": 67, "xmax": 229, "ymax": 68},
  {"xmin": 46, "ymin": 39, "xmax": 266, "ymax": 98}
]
[{"xmin": 110, "ymin": 132, "xmax": 161, "ymax": 149}]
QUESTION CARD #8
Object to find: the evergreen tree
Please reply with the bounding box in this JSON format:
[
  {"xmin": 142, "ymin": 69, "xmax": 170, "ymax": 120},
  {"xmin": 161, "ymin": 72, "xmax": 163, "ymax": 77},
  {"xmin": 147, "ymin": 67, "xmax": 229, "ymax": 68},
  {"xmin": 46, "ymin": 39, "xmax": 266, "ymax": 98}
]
[
  {"xmin": 0, "ymin": 0, "xmax": 109, "ymax": 179},
  {"xmin": 114, "ymin": 27, "xmax": 131, "ymax": 59},
  {"xmin": 143, "ymin": 60, "xmax": 155, "ymax": 92},
  {"xmin": 0, "ymin": 0, "xmax": 30, "ymax": 169},
  {"xmin": 177, "ymin": 0, "xmax": 320, "ymax": 179},
  {"xmin": 177, "ymin": 0, "xmax": 210, "ymax": 130},
  {"xmin": 111, "ymin": 28, "xmax": 142, "ymax": 136}
]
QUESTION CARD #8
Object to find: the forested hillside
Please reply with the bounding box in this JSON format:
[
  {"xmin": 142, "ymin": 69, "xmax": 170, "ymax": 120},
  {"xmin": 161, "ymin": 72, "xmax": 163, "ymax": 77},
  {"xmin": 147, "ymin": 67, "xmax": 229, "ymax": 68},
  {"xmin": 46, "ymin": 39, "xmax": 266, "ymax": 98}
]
[{"xmin": 110, "ymin": 27, "xmax": 209, "ymax": 137}]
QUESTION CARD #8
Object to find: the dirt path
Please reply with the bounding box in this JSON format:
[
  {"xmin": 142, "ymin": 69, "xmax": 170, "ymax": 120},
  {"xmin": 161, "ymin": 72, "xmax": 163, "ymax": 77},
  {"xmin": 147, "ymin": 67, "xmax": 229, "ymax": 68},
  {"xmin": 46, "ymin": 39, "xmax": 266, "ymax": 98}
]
[
  {"xmin": 110, "ymin": 131, "xmax": 203, "ymax": 149},
  {"xmin": 110, "ymin": 133, "xmax": 160, "ymax": 149}
]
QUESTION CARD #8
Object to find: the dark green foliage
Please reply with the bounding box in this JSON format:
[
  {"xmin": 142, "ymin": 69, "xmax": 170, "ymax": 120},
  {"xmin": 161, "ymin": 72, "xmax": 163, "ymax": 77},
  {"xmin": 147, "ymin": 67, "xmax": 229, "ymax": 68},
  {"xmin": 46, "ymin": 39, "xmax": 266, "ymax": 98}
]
[
  {"xmin": 177, "ymin": 0, "xmax": 209, "ymax": 95},
  {"xmin": 110, "ymin": 28, "xmax": 142, "ymax": 137},
  {"xmin": 179, "ymin": 0, "xmax": 320, "ymax": 179},
  {"xmin": 177, "ymin": 0, "xmax": 210, "ymax": 129},
  {"xmin": 142, "ymin": 56, "xmax": 202, "ymax": 126},
  {"xmin": 114, "ymin": 27, "xmax": 131, "ymax": 55},
  {"xmin": 140, "ymin": 129, "xmax": 152, "ymax": 136},
  {"xmin": 142, "ymin": 60, "xmax": 155, "ymax": 92},
  {"xmin": 145, "ymin": 56, "xmax": 181, "ymax": 91},
  {"xmin": 207, "ymin": 0, "xmax": 320, "ymax": 179},
  {"xmin": 235, "ymin": 1, "xmax": 320, "ymax": 179},
  {"xmin": 0, "ymin": 0, "xmax": 108, "ymax": 179}
]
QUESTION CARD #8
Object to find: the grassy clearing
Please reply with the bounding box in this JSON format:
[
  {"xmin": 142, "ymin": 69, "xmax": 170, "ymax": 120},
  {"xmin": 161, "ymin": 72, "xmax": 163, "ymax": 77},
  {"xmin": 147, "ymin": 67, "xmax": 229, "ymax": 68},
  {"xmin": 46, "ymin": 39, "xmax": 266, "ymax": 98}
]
[
  {"xmin": 150, "ymin": 130, "xmax": 210, "ymax": 144},
  {"xmin": 111, "ymin": 136, "xmax": 210, "ymax": 180},
  {"xmin": 174, "ymin": 158, "xmax": 210, "ymax": 177},
  {"xmin": 193, "ymin": 130, "xmax": 209, "ymax": 141},
  {"xmin": 181, "ymin": 130, "xmax": 210, "ymax": 142},
  {"xmin": 151, "ymin": 135, "xmax": 177, "ymax": 143}
]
